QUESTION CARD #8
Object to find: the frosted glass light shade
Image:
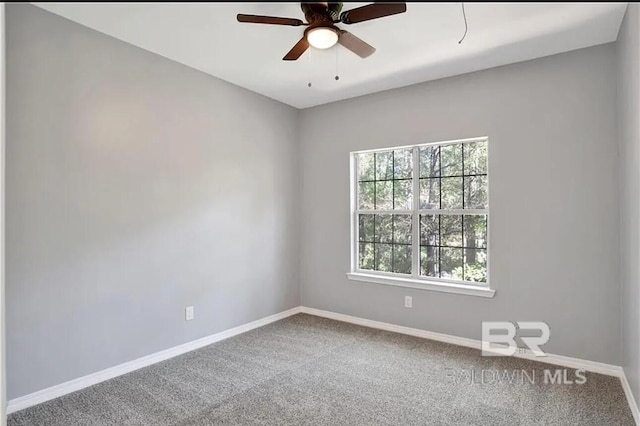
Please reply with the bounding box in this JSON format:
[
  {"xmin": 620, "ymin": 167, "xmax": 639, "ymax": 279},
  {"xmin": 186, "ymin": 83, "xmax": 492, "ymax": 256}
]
[{"xmin": 307, "ymin": 27, "xmax": 339, "ymax": 49}]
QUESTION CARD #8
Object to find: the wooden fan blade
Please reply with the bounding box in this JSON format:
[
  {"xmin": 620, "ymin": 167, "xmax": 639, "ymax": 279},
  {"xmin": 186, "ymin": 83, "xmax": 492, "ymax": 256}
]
[
  {"xmin": 237, "ymin": 14, "xmax": 304, "ymax": 26},
  {"xmin": 340, "ymin": 3, "xmax": 407, "ymax": 24},
  {"xmin": 338, "ymin": 31, "xmax": 376, "ymax": 58},
  {"xmin": 283, "ymin": 37, "xmax": 310, "ymax": 61}
]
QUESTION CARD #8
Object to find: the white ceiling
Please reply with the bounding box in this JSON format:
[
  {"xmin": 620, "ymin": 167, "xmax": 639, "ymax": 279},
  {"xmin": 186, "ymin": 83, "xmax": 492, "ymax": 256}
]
[{"xmin": 33, "ymin": 2, "xmax": 627, "ymax": 109}]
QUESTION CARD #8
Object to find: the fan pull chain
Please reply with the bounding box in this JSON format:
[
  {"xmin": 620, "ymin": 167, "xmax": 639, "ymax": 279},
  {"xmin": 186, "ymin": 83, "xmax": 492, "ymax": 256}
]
[
  {"xmin": 307, "ymin": 48, "xmax": 313, "ymax": 88},
  {"xmin": 458, "ymin": 2, "xmax": 468, "ymax": 44},
  {"xmin": 335, "ymin": 47, "xmax": 340, "ymax": 81}
]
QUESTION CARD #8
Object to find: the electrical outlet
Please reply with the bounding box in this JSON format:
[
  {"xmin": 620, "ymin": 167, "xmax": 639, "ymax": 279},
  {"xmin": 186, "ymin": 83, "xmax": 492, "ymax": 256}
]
[
  {"xmin": 405, "ymin": 296, "xmax": 412, "ymax": 308},
  {"xmin": 185, "ymin": 306, "xmax": 194, "ymax": 321}
]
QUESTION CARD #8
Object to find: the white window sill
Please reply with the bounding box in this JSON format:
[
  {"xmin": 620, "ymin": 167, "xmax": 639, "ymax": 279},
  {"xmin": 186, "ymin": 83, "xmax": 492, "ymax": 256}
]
[{"xmin": 346, "ymin": 272, "xmax": 496, "ymax": 298}]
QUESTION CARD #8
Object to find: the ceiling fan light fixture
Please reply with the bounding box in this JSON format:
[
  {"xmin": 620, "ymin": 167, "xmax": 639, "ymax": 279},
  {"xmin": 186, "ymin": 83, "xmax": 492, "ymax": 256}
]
[
  {"xmin": 237, "ymin": 2, "xmax": 408, "ymax": 60},
  {"xmin": 306, "ymin": 26, "xmax": 339, "ymax": 49}
]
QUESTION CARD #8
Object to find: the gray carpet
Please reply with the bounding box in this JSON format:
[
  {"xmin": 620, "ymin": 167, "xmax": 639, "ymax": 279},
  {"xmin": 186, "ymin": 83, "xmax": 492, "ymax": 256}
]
[{"xmin": 8, "ymin": 314, "xmax": 634, "ymax": 425}]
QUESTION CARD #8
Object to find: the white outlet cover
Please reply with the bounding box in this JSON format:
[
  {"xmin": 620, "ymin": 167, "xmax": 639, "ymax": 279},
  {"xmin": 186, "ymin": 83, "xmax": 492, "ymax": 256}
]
[
  {"xmin": 185, "ymin": 306, "xmax": 194, "ymax": 321},
  {"xmin": 405, "ymin": 296, "xmax": 412, "ymax": 308}
]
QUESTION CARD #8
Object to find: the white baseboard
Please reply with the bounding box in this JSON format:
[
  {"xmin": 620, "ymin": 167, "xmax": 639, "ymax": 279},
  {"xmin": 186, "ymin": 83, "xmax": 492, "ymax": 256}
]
[
  {"xmin": 620, "ymin": 369, "xmax": 640, "ymax": 425},
  {"xmin": 300, "ymin": 306, "xmax": 639, "ymax": 424},
  {"xmin": 7, "ymin": 305, "xmax": 639, "ymax": 426},
  {"xmin": 6, "ymin": 306, "xmax": 302, "ymax": 415},
  {"xmin": 300, "ymin": 306, "xmax": 621, "ymax": 375},
  {"xmin": 301, "ymin": 306, "xmax": 482, "ymax": 351}
]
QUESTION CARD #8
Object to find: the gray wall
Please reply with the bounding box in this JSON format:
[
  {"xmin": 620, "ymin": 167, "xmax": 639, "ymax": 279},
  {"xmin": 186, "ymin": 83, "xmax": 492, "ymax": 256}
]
[
  {"xmin": 300, "ymin": 43, "xmax": 620, "ymax": 364},
  {"xmin": 6, "ymin": 4, "xmax": 299, "ymax": 399},
  {"xmin": 4, "ymin": 1, "xmax": 628, "ymax": 403},
  {"xmin": 617, "ymin": 3, "xmax": 640, "ymax": 407},
  {"xmin": 1, "ymin": 3, "xmax": 6, "ymax": 421}
]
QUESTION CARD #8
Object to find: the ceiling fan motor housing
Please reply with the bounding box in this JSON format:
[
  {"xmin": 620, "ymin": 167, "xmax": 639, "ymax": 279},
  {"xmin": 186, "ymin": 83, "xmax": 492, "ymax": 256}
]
[{"xmin": 301, "ymin": 3, "xmax": 343, "ymax": 24}]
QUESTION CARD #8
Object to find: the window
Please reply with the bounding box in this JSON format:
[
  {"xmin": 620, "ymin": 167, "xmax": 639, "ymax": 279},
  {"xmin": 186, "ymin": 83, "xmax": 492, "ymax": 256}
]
[{"xmin": 348, "ymin": 137, "xmax": 493, "ymax": 298}]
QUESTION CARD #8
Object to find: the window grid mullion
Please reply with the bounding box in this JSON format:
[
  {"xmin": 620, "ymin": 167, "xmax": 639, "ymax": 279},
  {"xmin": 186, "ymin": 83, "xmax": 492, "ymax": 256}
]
[
  {"xmin": 359, "ymin": 173, "xmax": 486, "ymax": 183},
  {"xmin": 353, "ymin": 154, "xmax": 359, "ymax": 272},
  {"xmin": 438, "ymin": 146, "xmax": 442, "ymax": 278},
  {"xmin": 373, "ymin": 153, "xmax": 377, "ymax": 269},
  {"xmin": 411, "ymin": 146, "xmax": 420, "ymax": 278},
  {"xmin": 462, "ymin": 144, "xmax": 465, "ymax": 281},
  {"xmin": 356, "ymin": 209, "xmax": 413, "ymax": 215},
  {"xmin": 356, "ymin": 209, "xmax": 488, "ymax": 215},
  {"xmin": 391, "ymin": 151, "xmax": 395, "ymax": 273}
]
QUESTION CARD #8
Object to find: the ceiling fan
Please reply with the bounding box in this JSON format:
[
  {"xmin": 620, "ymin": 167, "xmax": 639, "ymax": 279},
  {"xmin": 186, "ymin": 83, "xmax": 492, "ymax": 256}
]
[{"xmin": 237, "ymin": 2, "xmax": 407, "ymax": 61}]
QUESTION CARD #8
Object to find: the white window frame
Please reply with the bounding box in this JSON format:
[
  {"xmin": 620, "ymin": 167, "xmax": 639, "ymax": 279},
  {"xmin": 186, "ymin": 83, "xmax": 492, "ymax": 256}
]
[{"xmin": 347, "ymin": 136, "xmax": 495, "ymax": 298}]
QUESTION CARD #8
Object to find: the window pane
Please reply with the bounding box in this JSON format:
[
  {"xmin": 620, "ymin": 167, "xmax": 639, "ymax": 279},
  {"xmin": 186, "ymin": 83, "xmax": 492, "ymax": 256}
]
[
  {"xmin": 393, "ymin": 215, "xmax": 412, "ymax": 244},
  {"xmin": 359, "ymin": 243, "xmax": 374, "ymax": 270},
  {"xmin": 420, "ymin": 214, "xmax": 439, "ymax": 246},
  {"xmin": 375, "ymin": 243, "xmax": 392, "ymax": 271},
  {"xmin": 358, "ymin": 181, "xmax": 375, "ymax": 210},
  {"xmin": 441, "ymin": 177, "xmax": 463, "ymax": 209},
  {"xmin": 441, "ymin": 247, "xmax": 463, "ymax": 280},
  {"xmin": 464, "ymin": 175, "xmax": 487, "ymax": 209},
  {"xmin": 375, "ymin": 214, "xmax": 393, "ymax": 243},
  {"xmin": 441, "ymin": 215, "xmax": 462, "ymax": 247},
  {"xmin": 392, "ymin": 245, "xmax": 412, "ymax": 274},
  {"xmin": 358, "ymin": 152, "xmax": 375, "ymax": 181},
  {"xmin": 394, "ymin": 149, "xmax": 413, "ymax": 179},
  {"xmin": 420, "ymin": 178, "xmax": 440, "ymax": 209},
  {"xmin": 359, "ymin": 214, "xmax": 375, "ymax": 242},
  {"xmin": 394, "ymin": 180, "xmax": 412, "ymax": 210},
  {"xmin": 419, "ymin": 146, "xmax": 440, "ymax": 178},
  {"xmin": 440, "ymin": 144, "xmax": 463, "ymax": 176},
  {"xmin": 376, "ymin": 181, "xmax": 393, "ymax": 210},
  {"xmin": 463, "ymin": 215, "xmax": 487, "ymax": 249},
  {"xmin": 421, "ymin": 246, "xmax": 439, "ymax": 277},
  {"xmin": 354, "ymin": 140, "xmax": 488, "ymax": 284},
  {"xmin": 464, "ymin": 248, "xmax": 487, "ymax": 283},
  {"xmin": 375, "ymin": 151, "xmax": 393, "ymax": 180},
  {"xmin": 463, "ymin": 141, "xmax": 487, "ymax": 175}
]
